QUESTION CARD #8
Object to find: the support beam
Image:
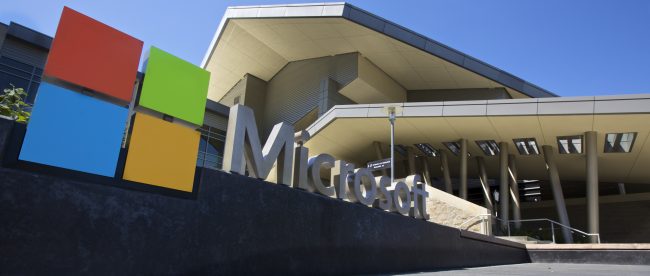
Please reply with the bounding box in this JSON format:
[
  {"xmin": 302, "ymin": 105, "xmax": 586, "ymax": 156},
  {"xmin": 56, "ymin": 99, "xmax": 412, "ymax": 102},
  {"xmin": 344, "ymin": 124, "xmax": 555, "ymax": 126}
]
[
  {"xmin": 498, "ymin": 142, "xmax": 510, "ymax": 230},
  {"xmin": 373, "ymin": 141, "xmax": 388, "ymax": 176},
  {"xmin": 585, "ymin": 131, "xmax": 599, "ymax": 243},
  {"xmin": 542, "ymin": 145, "xmax": 573, "ymax": 243},
  {"xmin": 440, "ymin": 151, "xmax": 453, "ymax": 194},
  {"xmin": 476, "ymin": 156, "xmax": 493, "ymax": 212},
  {"xmin": 508, "ymin": 154, "xmax": 521, "ymax": 230},
  {"xmin": 459, "ymin": 139, "xmax": 468, "ymax": 200}
]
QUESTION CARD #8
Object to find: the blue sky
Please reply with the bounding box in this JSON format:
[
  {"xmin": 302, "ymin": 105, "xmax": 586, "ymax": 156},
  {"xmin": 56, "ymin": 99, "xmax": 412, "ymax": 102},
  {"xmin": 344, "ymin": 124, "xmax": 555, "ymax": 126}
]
[{"xmin": 2, "ymin": 0, "xmax": 648, "ymax": 96}]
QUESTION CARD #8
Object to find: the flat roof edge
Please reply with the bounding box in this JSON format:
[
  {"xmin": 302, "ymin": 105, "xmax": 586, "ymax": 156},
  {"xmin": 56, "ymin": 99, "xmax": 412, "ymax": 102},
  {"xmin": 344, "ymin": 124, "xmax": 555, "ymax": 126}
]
[{"xmin": 307, "ymin": 94, "xmax": 650, "ymax": 135}]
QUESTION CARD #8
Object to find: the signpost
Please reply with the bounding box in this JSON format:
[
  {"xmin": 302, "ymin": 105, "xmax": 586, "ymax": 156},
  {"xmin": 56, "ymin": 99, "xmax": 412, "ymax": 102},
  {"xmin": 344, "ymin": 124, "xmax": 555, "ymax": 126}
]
[{"xmin": 367, "ymin": 158, "xmax": 391, "ymax": 171}]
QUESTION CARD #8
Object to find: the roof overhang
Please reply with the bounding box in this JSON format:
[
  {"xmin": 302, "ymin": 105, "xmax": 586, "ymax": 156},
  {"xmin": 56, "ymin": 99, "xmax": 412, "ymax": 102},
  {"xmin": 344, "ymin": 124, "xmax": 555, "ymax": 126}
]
[
  {"xmin": 304, "ymin": 94, "xmax": 650, "ymax": 184},
  {"xmin": 201, "ymin": 3, "xmax": 557, "ymax": 102}
]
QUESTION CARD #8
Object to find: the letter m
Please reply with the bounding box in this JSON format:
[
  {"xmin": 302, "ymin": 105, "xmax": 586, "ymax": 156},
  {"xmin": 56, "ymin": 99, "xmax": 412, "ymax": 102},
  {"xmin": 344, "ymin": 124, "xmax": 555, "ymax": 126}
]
[{"xmin": 222, "ymin": 104, "xmax": 294, "ymax": 185}]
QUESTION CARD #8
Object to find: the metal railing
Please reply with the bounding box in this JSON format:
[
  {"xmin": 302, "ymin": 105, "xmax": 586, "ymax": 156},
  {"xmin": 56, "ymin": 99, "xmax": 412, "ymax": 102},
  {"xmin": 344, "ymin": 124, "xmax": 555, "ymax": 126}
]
[{"xmin": 458, "ymin": 214, "xmax": 601, "ymax": 244}]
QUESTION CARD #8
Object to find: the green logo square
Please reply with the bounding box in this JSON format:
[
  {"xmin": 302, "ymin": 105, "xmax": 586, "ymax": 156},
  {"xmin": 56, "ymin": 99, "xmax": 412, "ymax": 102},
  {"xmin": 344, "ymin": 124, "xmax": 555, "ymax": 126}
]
[{"xmin": 139, "ymin": 46, "xmax": 210, "ymax": 125}]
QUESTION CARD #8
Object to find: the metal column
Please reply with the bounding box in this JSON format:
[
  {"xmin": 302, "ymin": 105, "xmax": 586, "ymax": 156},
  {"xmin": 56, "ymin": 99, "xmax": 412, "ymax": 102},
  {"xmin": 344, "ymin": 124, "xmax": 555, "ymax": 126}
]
[
  {"xmin": 459, "ymin": 139, "xmax": 468, "ymax": 200},
  {"xmin": 509, "ymin": 154, "xmax": 521, "ymax": 230},
  {"xmin": 498, "ymin": 142, "xmax": 510, "ymax": 230},
  {"xmin": 389, "ymin": 110, "xmax": 396, "ymax": 184},
  {"xmin": 542, "ymin": 145, "xmax": 573, "ymax": 243},
  {"xmin": 585, "ymin": 131, "xmax": 599, "ymax": 243},
  {"xmin": 441, "ymin": 151, "xmax": 453, "ymax": 194}
]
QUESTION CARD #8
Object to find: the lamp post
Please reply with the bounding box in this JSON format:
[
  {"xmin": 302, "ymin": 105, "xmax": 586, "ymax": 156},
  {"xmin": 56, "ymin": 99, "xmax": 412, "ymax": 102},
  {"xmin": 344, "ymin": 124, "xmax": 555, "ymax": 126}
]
[{"xmin": 383, "ymin": 105, "xmax": 402, "ymax": 184}]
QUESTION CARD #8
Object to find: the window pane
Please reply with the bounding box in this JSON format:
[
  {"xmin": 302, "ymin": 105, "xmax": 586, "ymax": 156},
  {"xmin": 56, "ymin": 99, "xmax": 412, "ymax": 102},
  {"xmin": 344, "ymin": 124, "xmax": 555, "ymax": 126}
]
[{"xmin": 199, "ymin": 136, "xmax": 207, "ymax": 152}]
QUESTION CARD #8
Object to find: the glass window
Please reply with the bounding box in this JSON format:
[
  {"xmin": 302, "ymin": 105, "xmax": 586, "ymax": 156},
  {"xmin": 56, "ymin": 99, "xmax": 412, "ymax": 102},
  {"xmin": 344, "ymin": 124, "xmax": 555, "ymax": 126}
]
[
  {"xmin": 604, "ymin": 132, "xmax": 636, "ymax": 153},
  {"xmin": 475, "ymin": 140, "xmax": 500, "ymax": 156},
  {"xmin": 0, "ymin": 56, "xmax": 43, "ymax": 104},
  {"xmin": 557, "ymin": 135, "xmax": 583, "ymax": 154},
  {"xmin": 414, "ymin": 143, "xmax": 438, "ymax": 157},
  {"xmin": 443, "ymin": 142, "xmax": 460, "ymax": 155},
  {"xmin": 196, "ymin": 125, "xmax": 226, "ymax": 170},
  {"xmin": 513, "ymin": 138, "xmax": 540, "ymax": 155}
]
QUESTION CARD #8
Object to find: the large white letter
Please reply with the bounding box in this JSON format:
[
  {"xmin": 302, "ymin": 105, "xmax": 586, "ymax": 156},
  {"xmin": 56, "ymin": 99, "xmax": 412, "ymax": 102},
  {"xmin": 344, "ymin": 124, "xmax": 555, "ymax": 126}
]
[
  {"xmin": 349, "ymin": 168, "xmax": 377, "ymax": 206},
  {"xmin": 223, "ymin": 104, "xmax": 294, "ymax": 185},
  {"xmin": 406, "ymin": 174, "xmax": 429, "ymax": 220},
  {"xmin": 308, "ymin": 154, "xmax": 336, "ymax": 196},
  {"xmin": 331, "ymin": 160, "xmax": 355, "ymax": 200}
]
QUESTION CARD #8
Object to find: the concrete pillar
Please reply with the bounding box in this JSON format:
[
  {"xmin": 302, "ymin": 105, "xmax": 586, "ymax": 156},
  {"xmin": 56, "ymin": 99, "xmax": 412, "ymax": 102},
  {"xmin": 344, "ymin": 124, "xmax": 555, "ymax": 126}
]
[
  {"xmin": 477, "ymin": 156, "xmax": 494, "ymax": 236},
  {"xmin": 585, "ymin": 131, "xmax": 599, "ymax": 243},
  {"xmin": 420, "ymin": 157, "xmax": 432, "ymax": 186},
  {"xmin": 476, "ymin": 156, "xmax": 493, "ymax": 212},
  {"xmin": 459, "ymin": 139, "xmax": 468, "ymax": 200},
  {"xmin": 542, "ymin": 145, "xmax": 574, "ymax": 243},
  {"xmin": 407, "ymin": 146, "xmax": 417, "ymax": 175},
  {"xmin": 440, "ymin": 151, "xmax": 453, "ymax": 194},
  {"xmin": 618, "ymin": 183, "xmax": 626, "ymax": 195},
  {"xmin": 373, "ymin": 141, "xmax": 388, "ymax": 176},
  {"xmin": 509, "ymin": 154, "xmax": 522, "ymax": 230},
  {"xmin": 498, "ymin": 142, "xmax": 510, "ymax": 230}
]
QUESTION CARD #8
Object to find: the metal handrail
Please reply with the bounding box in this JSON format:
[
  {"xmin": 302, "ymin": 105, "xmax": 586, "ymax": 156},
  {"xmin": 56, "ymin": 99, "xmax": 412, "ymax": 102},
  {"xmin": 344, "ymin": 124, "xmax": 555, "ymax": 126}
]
[
  {"xmin": 457, "ymin": 214, "xmax": 601, "ymax": 243},
  {"xmin": 510, "ymin": 218, "xmax": 601, "ymax": 243}
]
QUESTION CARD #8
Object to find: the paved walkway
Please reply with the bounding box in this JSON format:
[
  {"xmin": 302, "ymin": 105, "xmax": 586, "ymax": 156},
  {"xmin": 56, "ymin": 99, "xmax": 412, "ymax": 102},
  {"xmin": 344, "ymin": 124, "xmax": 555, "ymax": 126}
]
[{"xmin": 394, "ymin": 263, "xmax": 650, "ymax": 275}]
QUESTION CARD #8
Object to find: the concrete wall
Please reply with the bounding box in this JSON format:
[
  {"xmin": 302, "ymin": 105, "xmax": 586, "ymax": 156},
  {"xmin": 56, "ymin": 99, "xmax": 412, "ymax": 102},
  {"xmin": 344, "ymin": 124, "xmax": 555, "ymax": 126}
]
[
  {"xmin": 425, "ymin": 185, "xmax": 489, "ymax": 234},
  {"xmin": 338, "ymin": 54, "xmax": 406, "ymax": 103},
  {"xmin": 262, "ymin": 53, "xmax": 357, "ymax": 136},
  {"xmin": 407, "ymin": 88, "xmax": 511, "ymax": 102},
  {"xmin": 219, "ymin": 74, "xmax": 267, "ymax": 132},
  {"xmin": 522, "ymin": 193, "xmax": 650, "ymax": 243}
]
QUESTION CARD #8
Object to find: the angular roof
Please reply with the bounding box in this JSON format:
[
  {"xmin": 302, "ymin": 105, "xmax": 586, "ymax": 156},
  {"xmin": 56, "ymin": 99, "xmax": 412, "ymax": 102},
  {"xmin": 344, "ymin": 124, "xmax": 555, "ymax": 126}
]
[{"xmin": 202, "ymin": 2, "xmax": 557, "ymax": 102}]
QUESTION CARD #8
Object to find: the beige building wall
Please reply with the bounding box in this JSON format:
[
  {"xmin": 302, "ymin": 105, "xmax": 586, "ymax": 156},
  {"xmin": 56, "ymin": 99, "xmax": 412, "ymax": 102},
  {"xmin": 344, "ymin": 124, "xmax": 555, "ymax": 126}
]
[{"xmin": 261, "ymin": 53, "xmax": 358, "ymax": 136}]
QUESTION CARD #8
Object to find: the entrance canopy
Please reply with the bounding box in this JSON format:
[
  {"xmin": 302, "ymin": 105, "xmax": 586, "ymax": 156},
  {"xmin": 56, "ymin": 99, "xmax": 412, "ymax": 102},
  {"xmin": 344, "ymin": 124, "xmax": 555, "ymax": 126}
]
[{"xmin": 304, "ymin": 94, "xmax": 650, "ymax": 184}]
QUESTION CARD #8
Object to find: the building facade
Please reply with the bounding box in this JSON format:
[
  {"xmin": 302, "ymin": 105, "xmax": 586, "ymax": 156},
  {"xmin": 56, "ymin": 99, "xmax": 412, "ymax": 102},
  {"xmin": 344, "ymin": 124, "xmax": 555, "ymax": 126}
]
[
  {"xmin": 200, "ymin": 3, "xmax": 650, "ymax": 243},
  {"xmin": 2, "ymin": 3, "xmax": 649, "ymax": 243}
]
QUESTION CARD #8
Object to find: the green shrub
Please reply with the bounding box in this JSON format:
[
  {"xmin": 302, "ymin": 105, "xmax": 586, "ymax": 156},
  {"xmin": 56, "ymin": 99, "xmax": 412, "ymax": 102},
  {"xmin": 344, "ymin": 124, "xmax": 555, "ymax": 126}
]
[{"xmin": 0, "ymin": 84, "xmax": 31, "ymax": 123}]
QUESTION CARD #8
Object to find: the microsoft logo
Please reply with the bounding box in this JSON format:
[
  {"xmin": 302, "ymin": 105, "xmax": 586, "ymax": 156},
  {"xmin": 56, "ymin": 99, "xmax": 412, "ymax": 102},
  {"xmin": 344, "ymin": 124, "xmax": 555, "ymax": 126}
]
[{"xmin": 18, "ymin": 7, "xmax": 210, "ymax": 193}]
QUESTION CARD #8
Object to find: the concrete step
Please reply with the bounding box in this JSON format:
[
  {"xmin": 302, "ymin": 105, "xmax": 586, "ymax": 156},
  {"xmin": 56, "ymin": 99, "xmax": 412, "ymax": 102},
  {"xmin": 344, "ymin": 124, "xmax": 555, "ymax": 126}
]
[
  {"xmin": 526, "ymin": 243, "xmax": 650, "ymax": 265},
  {"xmin": 496, "ymin": 236, "xmax": 552, "ymax": 244}
]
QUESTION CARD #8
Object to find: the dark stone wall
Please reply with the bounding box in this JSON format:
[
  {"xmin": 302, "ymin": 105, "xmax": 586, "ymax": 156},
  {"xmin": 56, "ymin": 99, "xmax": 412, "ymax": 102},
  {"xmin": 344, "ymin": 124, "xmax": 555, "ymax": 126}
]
[
  {"xmin": 0, "ymin": 118, "xmax": 529, "ymax": 274},
  {"xmin": 0, "ymin": 118, "xmax": 14, "ymax": 164},
  {"xmin": 0, "ymin": 167, "xmax": 530, "ymax": 275}
]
